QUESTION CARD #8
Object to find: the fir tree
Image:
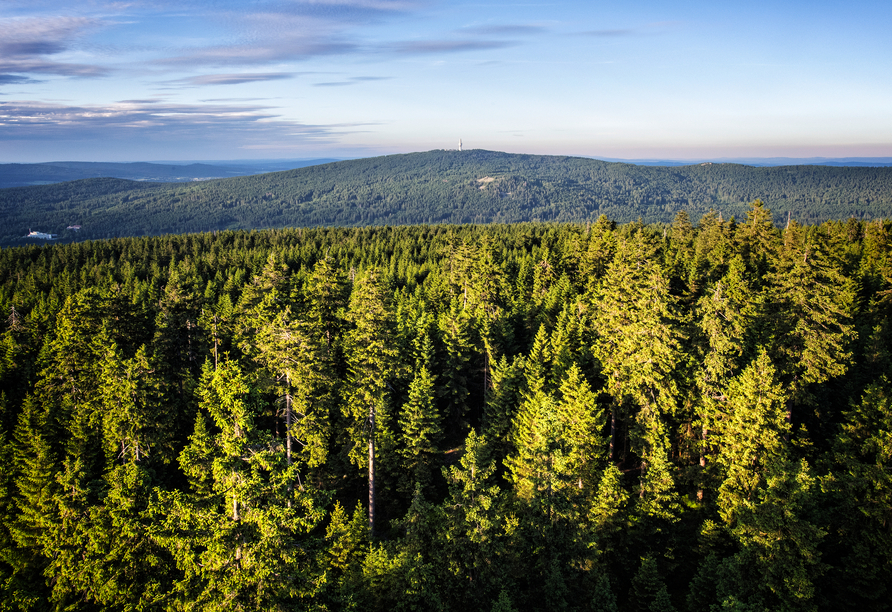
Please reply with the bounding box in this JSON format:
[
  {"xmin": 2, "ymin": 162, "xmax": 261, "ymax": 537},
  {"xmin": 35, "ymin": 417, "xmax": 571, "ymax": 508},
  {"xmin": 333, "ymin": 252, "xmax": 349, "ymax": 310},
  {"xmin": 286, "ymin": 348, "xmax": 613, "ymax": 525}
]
[
  {"xmin": 155, "ymin": 359, "xmax": 327, "ymax": 610},
  {"xmin": 344, "ymin": 270, "xmax": 403, "ymax": 536},
  {"xmin": 589, "ymin": 571, "xmax": 618, "ymax": 612},
  {"xmin": 592, "ymin": 229, "xmax": 682, "ymax": 499},
  {"xmin": 628, "ymin": 556, "xmax": 675, "ymax": 612},
  {"xmin": 399, "ymin": 365, "xmax": 443, "ymax": 496}
]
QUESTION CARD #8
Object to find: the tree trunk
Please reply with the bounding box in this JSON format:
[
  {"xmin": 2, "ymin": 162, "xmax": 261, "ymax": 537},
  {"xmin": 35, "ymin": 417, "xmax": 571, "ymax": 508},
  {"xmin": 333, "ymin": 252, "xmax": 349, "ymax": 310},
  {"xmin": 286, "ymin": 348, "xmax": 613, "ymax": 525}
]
[
  {"xmin": 697, "ymin": 425, "xmax": 707, "ymax": 501},
  {"xmin": 639, "ymin": 460, "xmax": 647, "ymax": 499},
  {"xmin": 285, "ymin": 374, "xmax": 293, "ymax": 466},
  {"xmin": 233, "ymin": 496, "xmax": 242, "ymax": 562},
  {"xmin": 368, "ymin": 404, "xmax": 376, "ymax": 538},
  {"xmin": 285, "ymin": 376, "xmax": 294, "ymax": 508},
  {"xmin": 213, "ymin": 315, "xmax": 219, "ymax": 370},
  {"xmin": 286, "ymin": 394, "xmax": 293, "ymax": 466},
  {"xmin": 609, "ymin": 410, "xmax": 617, "ymax": 462}
]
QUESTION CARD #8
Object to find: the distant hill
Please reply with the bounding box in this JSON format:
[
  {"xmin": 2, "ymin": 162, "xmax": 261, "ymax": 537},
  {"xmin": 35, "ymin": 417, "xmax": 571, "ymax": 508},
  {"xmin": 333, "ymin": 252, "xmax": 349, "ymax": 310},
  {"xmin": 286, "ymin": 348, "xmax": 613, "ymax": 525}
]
[
  {"xmin": 599, "ymin": 156, "xmax": 892, "ymax": 167},
  {"xmin": 3, "ymin": 149, "xmax": 892, "ymax": 248},
  {"xmin": 0, "ymin": 159, "xmax": 341, "ymax": 189}
]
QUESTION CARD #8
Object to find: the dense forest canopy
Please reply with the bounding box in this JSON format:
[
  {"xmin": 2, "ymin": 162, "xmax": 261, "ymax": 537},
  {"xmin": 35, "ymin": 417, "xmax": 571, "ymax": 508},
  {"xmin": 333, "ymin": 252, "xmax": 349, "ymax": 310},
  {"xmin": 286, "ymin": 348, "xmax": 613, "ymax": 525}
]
[
  {"xmin": 4, "ymin": 150, "xmax": 892, "ymax": 247},
  {"xmin": 1, "ymin": 202, "xmax": 891, "ymax": 611}
]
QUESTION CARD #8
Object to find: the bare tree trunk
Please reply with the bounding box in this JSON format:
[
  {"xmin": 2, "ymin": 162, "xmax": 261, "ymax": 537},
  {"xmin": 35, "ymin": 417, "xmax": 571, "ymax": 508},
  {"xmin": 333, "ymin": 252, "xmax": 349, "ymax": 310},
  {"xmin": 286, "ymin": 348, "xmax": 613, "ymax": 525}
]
[
  {"xmin": 284, "ymin": 374, "xmax": 293, "ymax": 466},
  {"xmin": 609, "ymin": 410, "xmax": 617, "ymax": 462},
  {"xmin": 483, "ymin": 348, "xmax": 489, "ymax": 400},
  {"xmin": 368, "ymin": 404, "xmax": 376, "ymax": 538},
  {"xmin": 186, "ymin": 319, "xmax": 194, "ymax": 363},
  {"xmin": 286, "ymin": 394, "xmax": 293, "ymax": 466},
  {"xmin": 285, "ymin": 375, "xmax": 294, "ymax": 508},
  {"xmin": 640, "ymin": 460, "xmax": 647, "ymax": 499},
  {"xmin": 697, "ymin": 425, "xmax": 707, "ymax": 501},
  {"xmin": 233, "ymin": 495, "xmax": 242, "ymax": 562}
]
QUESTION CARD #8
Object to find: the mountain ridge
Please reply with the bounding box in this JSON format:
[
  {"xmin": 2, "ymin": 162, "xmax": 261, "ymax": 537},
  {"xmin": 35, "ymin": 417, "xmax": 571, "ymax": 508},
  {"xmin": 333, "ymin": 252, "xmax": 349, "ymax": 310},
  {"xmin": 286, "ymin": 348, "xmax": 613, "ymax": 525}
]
[{"xmin": 0, "ymin": 159, "xmax": 342, "ymax": 189}]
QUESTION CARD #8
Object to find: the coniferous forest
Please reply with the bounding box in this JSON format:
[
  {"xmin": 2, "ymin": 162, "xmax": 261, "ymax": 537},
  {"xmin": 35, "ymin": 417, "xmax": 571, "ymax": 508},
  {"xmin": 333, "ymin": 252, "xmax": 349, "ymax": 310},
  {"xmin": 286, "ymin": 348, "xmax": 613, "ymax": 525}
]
[{"xmin": 1, "ymin": 201, "xmax": 891, "ymax": 611}]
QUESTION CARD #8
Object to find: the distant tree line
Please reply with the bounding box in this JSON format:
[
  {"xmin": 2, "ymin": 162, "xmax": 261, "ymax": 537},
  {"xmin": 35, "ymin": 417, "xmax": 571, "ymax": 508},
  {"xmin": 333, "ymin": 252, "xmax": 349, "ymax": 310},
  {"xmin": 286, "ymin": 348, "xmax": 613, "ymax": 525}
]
[{"xmin": 0, "ymin": 202, "xmax": 890, "ymax": 610}]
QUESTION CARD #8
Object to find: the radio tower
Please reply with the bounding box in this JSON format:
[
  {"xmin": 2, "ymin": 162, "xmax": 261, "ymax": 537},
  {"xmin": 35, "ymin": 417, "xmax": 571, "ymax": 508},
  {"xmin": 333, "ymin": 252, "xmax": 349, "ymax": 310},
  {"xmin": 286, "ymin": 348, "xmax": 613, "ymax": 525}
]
[{"xmin": 459, "ymin": 139, "xmax": 462, "ymax": 152}]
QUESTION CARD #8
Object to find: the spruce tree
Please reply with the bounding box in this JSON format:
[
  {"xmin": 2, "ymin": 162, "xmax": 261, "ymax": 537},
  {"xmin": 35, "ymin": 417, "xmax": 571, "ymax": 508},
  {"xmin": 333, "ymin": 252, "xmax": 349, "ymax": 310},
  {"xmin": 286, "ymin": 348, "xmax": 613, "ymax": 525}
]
[
  {"xmin": 737, "ymin": 200, "xmax": 779, "ymax": 279},
  {"xmin": 155, "ymin": 359, "xmax": 327, "ymax": 610},
  {"xmin": 824, "ymin": 379, "xmax": 892, "ymax": 611},
  {"xmin": 344, "ymin": 270, "xmax": 402, "ymax": 536},
  {"xmin": 399, "ymin": 365, "xmax": 443, "ymax": 497},
  {"xmin": 483, "ymin": 354, "xmax": 526, "ymax": 460},
  {"xmin": 592, "ymin": 230, "xmax": 681, "ymax": 485},
  {"xmin": 589, "ymin": 571, "xmax": 618, "ymax": 612},
  {"xmin": 628, "ymin": 556, "xmax": 675, "ymax": 612},
  {"xmin": 438, "ymin": 298, "xmax": 474, "ymax": 433},
  {"xmin": 768, "ymin": 222, "xmax": 856, "ymax": 407}
]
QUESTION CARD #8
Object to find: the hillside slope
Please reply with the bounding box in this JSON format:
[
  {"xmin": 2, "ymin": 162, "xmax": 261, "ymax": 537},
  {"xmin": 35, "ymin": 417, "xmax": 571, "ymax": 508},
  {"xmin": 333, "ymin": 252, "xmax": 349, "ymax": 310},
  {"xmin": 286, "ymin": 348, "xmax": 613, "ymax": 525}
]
[{"xmin": 3, "ymin": 149, "xmax": 891, "ymax": 247}]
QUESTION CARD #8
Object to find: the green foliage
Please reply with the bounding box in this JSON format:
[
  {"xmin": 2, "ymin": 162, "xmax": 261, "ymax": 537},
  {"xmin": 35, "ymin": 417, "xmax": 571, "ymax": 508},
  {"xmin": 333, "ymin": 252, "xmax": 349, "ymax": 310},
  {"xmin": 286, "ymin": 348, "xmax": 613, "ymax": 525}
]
[
  {"xmin": 155, "ymin": 358, "xmax": 328, "ymax": 610},
  {"xmin": 491, "ymin": 589, "xmax": 519, "ymax": 612},
  {"xmin": 628, "ymin": 556, "xmax": 675, "ymax": 612},
  {"xmin": 590, "ymin": 571, "xmax": 619, "ymax": 612},
  {"xmin": 399, "ymin": 365, "xmax": 442, "ymax": 495},
  {"xmin": 0, "ymin": 213, "xmax": 888, "ymax": 611}
]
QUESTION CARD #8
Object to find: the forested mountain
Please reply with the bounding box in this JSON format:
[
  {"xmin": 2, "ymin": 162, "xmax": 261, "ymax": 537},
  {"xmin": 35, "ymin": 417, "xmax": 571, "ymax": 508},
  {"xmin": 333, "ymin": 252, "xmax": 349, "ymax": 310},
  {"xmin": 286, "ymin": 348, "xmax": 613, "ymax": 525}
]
[
  {"xmin": 1, "ymin": 203, "xmax": 891, "ymax": 611},
  {"xmin": 4, "ymin": 150, "xmax": 892, "ymax": 248}
]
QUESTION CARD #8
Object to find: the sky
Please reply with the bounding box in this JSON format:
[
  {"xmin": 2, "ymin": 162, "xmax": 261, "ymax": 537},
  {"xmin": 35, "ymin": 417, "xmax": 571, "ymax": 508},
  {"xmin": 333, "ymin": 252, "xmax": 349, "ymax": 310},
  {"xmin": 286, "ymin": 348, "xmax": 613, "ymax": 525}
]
[{"xmin": 1, "ymin": 0, "xmax": 891, "ymax": 162}]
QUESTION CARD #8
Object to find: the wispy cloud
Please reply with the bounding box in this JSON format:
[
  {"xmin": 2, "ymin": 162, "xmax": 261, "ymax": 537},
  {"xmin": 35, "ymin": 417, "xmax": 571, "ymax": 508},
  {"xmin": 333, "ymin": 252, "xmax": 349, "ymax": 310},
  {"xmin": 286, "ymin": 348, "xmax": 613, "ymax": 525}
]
[
  {"xmin": 296, "ymin": 0, "xmax": 420, "ymax": 8},
  {"xmin": 0, "ymin": 99, "xmax": 368, "ymax": 146},
  {"xmin": 313, "ymin": 75, "xmax": 390, "ymax": 86},
  {"xmin": 264, "ymin": 0, "xmax": 424, "ymax": 21},
  {"xmin": 390, "ymin": 39, "xmax": 516, "ymax": 54},
  {"xmin": 158, "ymin": 40, "xmax": 358, "ymax": 67},
  {"xmin": 460, "ymin": 24, "xmax": 548, "ymax": 36},
  {"xmin": 166, "ymin": 72, "xmax": 297, "ymax": 86},
  {"xmin": 199, "ymin": 97, "xmax": 275, "ymax": 102},
  {"xmin": 580, "ymin": 21, "xmax": 682, "ymax": 37},
  {"xmin": 0, "ymin": 17, "xmax": 107, "ymax": 78},
  {"xmin": 0, "ymin": 74, "xmax": 42, "ymax": 85},
  {"xmin": 154, "ymin": 8, "xmax": 535, "ymax": 67},
  {"xmin": 581, "ymin": 28, "xmax": 636, "ymax": 37},
  {"xmin": 0, "ymin": 3, "xmax": 528, "ymax": 80},
  {"xmin": 384, "ymin": 21, "xmax": 542, "ymax": 57},
  {"xmin": 0, "ymin": 59, "xmax": 107, "ymax": 78},
  {"xmin": 0, "ymin": 16, "xmax": 97, "ymax": 44}
]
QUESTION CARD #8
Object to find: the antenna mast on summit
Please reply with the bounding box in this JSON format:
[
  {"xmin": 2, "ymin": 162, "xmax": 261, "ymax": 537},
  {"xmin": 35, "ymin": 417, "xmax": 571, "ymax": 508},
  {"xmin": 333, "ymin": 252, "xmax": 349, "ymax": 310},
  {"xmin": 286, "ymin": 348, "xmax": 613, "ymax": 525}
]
[{"xmin": 459, "ymin": 139, "xmax": 462, "ymax": 152}]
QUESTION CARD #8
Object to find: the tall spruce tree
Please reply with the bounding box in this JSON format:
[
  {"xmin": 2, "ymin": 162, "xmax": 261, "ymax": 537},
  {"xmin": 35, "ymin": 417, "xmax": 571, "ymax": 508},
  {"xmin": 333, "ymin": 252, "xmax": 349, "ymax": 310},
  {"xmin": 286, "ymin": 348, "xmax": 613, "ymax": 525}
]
[
  {"xmin": 592, "ymin": 230, "xmax": 682, "ymax": 505},
  {"xmin": 398, "ymin": 365, "xmax": 443, "ymax": 497},
  {"xmin": 344, "ymin": 270, "xmax": 402, "ymax": 536},
  {"xmin": 155, "ymin": 359, "xmax": 326, "ymax": 610},
  {"xmin": 768, "ymin": 222, "xmax": 856, "ymax": 407}
]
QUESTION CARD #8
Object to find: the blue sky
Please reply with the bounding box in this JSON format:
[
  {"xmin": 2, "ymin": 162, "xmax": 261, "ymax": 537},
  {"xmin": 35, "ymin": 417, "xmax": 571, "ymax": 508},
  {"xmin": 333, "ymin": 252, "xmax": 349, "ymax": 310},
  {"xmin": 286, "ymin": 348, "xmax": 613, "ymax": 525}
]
[{"xmin": 1, "ymin": 0, "xmax": 890, "ymax": 162}]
